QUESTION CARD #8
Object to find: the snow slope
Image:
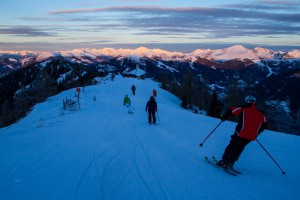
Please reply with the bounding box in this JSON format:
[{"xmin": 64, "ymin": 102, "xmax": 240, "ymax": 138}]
[{"xmin": 0, "ymin": 76, "xmax": 299, "ymax": 200}]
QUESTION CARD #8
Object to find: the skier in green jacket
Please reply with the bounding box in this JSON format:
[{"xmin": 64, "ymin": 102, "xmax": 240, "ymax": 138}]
[{"xmin": 123, "ymin": 95, "xmax": 133, "ymax": 114}]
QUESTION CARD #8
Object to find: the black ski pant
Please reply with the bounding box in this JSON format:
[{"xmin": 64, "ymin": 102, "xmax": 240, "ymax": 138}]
[
  {"xmin": 222, "ymin": 133, "xmax": 251, "ymax": 166},
  {"xmin": 148, "ymin": 111, "xmax": 156, "ymax": 123}
]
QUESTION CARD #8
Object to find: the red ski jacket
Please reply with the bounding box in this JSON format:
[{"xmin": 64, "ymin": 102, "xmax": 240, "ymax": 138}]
[{"xmin": 223, "ymin": 103, "xmax": 268, "ymax": 141}]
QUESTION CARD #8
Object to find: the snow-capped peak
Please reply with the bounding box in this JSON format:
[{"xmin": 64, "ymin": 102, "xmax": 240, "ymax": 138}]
[
  {"xmin": 224, "ymin": 45, "xmax": 249, "ymax": 54},
  {"xmin": 286, "ymin": 50, "xmax": 300, "ymax": 58},
  {"xmin": 209, "ymin": 45, "xmax": 259, "ymax": 61}
]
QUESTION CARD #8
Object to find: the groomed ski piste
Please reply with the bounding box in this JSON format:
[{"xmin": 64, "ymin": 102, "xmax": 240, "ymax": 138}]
[{"xmin": 0, "ymin": 75, "xmax": 299, "ymax": 200}]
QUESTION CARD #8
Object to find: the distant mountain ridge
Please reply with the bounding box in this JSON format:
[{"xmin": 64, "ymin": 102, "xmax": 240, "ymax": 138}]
[{"xmin": 1, "ymin": 45, "xmax": 300, "ymax": 73}]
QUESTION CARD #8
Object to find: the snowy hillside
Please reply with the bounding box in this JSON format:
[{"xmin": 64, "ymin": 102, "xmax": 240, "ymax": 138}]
[{"xmin": 0, "ymin": 76, "xmax": 299, "ymax": 200}]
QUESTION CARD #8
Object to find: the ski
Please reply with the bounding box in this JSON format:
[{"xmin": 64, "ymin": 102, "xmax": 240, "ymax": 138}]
[
  {"xmin": 204, "ymin": 156, "xmax": 237, "ymax": 176},
  {"xmin": 211, "ymin": 156, "xmax": 242, "ymax": 174}
]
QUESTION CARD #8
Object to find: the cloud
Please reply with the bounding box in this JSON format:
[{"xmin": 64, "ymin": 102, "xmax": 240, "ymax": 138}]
[
  {"xmin": 225, "ymin": 0, "xmax": 300, "ymax": 11},
  {"xmin": 46, "ymin": 3, "xmax": 300, "ymax": 39},
  {"xmin": 0, "ymin": 26, "xmax": 55, "ymax": 37},
  {"xmin": 118, "ymin": 0, "xmax": 162, "ymax": 2},
  {"xmin": 5, "ymin": 2, "xmax": 300, "ymax": 40},
  {"xmin": 48, "ymin": 5, "xmax": 299, "ymax": 23}
]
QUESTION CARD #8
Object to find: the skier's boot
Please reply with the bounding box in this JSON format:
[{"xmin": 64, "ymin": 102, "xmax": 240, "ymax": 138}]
[
  {"xmin": 216, "ymin": 160, "xmax": 229, "ymax": 169},
  {"xmin": 227, "ymin": 163, "xmax": 234, "ymax": 169},
  {"xmin": 216, "ymin": 160, "xmax": 224, "ymax": 167}
]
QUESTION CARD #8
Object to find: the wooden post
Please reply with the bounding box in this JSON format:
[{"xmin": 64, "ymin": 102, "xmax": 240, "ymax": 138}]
[{"xmin": 76, "ymin": 88, "xmax": 81, "ymax": 109}]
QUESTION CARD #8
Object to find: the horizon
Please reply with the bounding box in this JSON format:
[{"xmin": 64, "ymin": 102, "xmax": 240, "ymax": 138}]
[
  {"xmin": 0, "ymin": 44, "xmax": 299, "ymax": 54},
  {"xmin": 0, "ymin": 0, "xmax": 299, "ymax": 53}
]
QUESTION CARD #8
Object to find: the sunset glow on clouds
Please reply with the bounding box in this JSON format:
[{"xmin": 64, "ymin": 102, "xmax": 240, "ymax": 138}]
[{"xmin": 0, "ymin": 0, "xmax": 299, "ymax": 52}]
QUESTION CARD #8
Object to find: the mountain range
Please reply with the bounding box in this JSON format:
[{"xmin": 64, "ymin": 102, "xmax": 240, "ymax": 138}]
[
  {"xmin": 0, "ymin": 45, "xmax": 299, "ymax": 134},
  {"xmin": 1, "ymin": 45, "xmax": 300, "ymax": 73}
]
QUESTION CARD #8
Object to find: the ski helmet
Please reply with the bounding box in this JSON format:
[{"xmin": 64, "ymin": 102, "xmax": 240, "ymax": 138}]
[{"xmin": 245, "ymin": 95, "xmax": 256, "ymax": 103}]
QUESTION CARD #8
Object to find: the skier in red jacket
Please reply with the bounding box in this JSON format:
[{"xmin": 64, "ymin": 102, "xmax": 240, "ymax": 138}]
[{"xmin": 217, "ymin": 95, "xmax": 268, "ymax": 169}]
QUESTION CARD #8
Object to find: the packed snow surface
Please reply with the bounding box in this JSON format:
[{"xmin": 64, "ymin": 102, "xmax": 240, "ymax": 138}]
[{"xmin": 0, "ymin": 76, "xmax": 299, "ymax": 200}]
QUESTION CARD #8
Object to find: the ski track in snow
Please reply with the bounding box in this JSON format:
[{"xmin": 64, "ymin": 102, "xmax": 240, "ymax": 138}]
[
  {"xmin": 71, "ymin": 78, "xmax": 169, "ymax": 200},
  {"xmin": 131, "ymin": 124, "xmax": 169, "ymax": 200}
]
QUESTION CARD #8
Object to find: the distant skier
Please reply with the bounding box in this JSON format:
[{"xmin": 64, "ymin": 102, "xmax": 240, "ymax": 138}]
[
  {"xmin": 131, "ymin": 85, "xmax": 136, "ymax": 95},
  {"xmin": 153, "ymin": 89, "xmax": 157, "ymax": 97},
  {"xmin": 216, "ymin": 95, "xmax": 268, "ymax": 169},
  {"xmin": 146, "ymin": 96, "xmax": 157, "ymax": 124},
  {"xmin": 123, "ymin": 95, "xmax": 133, "ymax": 114}
]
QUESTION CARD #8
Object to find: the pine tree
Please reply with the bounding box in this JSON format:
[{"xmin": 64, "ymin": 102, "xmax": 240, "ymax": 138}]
[
  {"xmin": 180, "ymin": 71, "xmax": 203, "ymax": 109},
  {"xmin": 0, "ymin": 99, "xmax": 12, "ymax": 127},
  {"xmin": 160, "ymin": 74, "xmax": 168, "ymax": 90},
  {"xmin": 223, "ymin": 73, "xmax": 242, "ymax": 109},
  {"xmin": 181, "ymin": 93, "xmax": 188, "ymax": 109},
  {"xmin": 208, "ymin": 92, "xmax": 223, "ymax": 118}
]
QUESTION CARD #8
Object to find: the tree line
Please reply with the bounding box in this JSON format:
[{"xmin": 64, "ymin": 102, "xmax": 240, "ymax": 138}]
[
  {"xmin": 159, "ymin": 70, "xmax": 300, "ymax": 135},
  {"xmin": 0, "ymin": 60, "xmax": 100, "ymax": 127}
]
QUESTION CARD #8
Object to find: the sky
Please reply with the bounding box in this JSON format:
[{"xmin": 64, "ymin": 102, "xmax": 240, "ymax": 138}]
[
  {"xmin": 0, "ymin": 0, "xmax": 299, "ymax": 52},
  {"xmin": 0, "ymin": 75, "xmax": 298, "ymax": 200}
]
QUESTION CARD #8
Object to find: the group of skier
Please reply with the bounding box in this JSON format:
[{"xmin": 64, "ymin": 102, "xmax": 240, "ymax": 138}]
[
  {"xmin": 123, "ymin": 84, "xmax": 158, "ymax": 124},
  {"xmin": 124, "ymin": 83, "xmax": 272, "ymax": 173}
]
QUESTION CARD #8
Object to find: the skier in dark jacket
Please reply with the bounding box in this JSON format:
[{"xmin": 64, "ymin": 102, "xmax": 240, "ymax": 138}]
[
  {"xmin": 131, "ymin": 85, "xmax": 136, "ymax": 95},
  {"xmin": 217, "ymin": 95, "xmax": 268, "ymax": 169},
  {"xmin": 146, "ymin": 96, "xmax": 157, "ymax": 124}
]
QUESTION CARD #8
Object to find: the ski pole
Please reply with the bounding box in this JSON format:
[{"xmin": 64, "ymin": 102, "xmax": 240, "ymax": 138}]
[
  {"xmin": 131, "ymin": 106, "xmax": 135, "ymax": 110},
  {"xmin": 256, "ymin": 139, "xmax": 286, "ymax": 175},
  {"xmin": 200, "ymin": 121, "xmax": 223, "ymax": 147},
  {"xmin": 156, "ymin": 112, "xmax": 160, "ymax": 121}
]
